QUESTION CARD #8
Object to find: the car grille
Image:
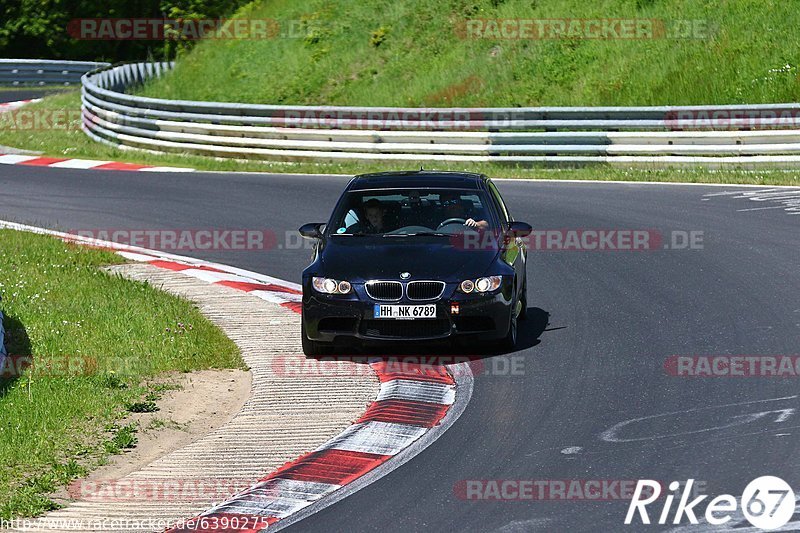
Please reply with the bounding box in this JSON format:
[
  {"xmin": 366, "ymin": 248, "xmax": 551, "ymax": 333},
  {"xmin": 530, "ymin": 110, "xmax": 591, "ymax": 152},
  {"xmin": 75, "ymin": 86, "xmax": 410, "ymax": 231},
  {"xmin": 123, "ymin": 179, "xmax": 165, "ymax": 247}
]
[
  {"xmin": 360, "ymin": 319, "xmax": 451, "ymax": 339},
  {"xmin": 365, "ymin": 281, "xmax": 402, "ymax": 301},
  {"xmin": 406, "ymin": 281, "xmax": 445, "ymax": 301}
]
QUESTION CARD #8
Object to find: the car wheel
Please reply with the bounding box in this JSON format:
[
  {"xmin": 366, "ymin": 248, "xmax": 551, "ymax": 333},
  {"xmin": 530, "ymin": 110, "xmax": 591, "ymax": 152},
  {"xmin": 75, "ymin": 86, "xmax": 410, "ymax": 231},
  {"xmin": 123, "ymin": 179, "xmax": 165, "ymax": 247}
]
[
  {"xmin": 519, "ymin": 277, "xmax": 528, "ymax": 321},
  {"xmin": 500, "ymin": 303, "xmax": 518, "ymax": 352},
  {"xmin": 301, "ymin": 313, "xmax": 327, "ymax": 356}
]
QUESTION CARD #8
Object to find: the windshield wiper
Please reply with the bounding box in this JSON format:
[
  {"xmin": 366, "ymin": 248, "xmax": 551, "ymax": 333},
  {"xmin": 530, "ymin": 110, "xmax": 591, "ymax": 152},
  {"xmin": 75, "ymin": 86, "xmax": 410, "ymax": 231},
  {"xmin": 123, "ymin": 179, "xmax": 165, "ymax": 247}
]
[
  {"xmin": 384, "ymin": 232, "xmax": 450, "ymax": 237},
  {"xmin": 332, "ymin": 231, "xmax": 370, "ymax": 236}
]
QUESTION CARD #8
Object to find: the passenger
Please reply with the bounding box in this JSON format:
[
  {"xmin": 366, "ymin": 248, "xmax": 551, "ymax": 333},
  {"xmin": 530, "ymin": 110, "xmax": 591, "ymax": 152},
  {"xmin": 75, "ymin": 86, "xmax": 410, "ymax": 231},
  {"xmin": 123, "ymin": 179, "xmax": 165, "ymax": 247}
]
[{"xmin": 362, "ymin": 198, "xmax": 387, "ymax": 233}]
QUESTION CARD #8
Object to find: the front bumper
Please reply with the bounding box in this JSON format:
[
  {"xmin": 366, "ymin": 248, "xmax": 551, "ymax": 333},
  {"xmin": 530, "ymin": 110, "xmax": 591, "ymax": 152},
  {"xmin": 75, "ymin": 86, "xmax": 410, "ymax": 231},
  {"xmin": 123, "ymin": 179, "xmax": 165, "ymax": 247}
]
[{"xmin": 302, "ymin": 281, "xmax": 513, "ymax": 344}]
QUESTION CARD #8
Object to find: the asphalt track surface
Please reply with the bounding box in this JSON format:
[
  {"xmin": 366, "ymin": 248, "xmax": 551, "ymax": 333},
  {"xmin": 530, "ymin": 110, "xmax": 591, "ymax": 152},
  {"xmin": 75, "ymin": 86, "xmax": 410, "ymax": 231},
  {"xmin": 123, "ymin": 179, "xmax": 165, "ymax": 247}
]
[{"xmin": 2, "ymin": 158, "xmax": 799, "ymax": 532}]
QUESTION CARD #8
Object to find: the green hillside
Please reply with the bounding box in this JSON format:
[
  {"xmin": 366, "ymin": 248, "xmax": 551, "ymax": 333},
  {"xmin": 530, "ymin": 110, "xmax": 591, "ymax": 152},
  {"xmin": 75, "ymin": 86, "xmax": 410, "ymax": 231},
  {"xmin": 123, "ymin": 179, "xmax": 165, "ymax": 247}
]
[{"xmin": 137, "ymin": 0, "xmax": 800, "ymax": 106}]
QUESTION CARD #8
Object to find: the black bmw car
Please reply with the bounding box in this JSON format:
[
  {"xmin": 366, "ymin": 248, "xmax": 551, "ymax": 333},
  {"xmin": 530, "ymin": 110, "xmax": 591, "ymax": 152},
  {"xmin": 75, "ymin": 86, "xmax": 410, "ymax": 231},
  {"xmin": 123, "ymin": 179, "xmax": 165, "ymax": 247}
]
[{"xmin": 299, "ymin": 170, "xmax": 531, "ymax": 355}]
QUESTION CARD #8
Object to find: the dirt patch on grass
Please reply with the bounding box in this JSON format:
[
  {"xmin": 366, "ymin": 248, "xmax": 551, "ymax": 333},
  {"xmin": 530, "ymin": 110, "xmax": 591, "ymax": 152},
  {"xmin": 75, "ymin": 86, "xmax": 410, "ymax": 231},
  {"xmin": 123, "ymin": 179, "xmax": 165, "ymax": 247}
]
[{"xmin": 49, "ymin": 368, "xmax": 251, "ymax": 506}]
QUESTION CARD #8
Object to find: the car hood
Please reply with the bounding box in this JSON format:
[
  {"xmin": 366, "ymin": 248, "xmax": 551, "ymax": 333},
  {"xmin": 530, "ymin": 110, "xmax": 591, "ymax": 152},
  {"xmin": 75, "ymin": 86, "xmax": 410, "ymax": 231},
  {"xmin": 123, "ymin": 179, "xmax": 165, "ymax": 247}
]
[{"xmin": 320, "ymin": 237, "xmax": 499, "ymax": 281}]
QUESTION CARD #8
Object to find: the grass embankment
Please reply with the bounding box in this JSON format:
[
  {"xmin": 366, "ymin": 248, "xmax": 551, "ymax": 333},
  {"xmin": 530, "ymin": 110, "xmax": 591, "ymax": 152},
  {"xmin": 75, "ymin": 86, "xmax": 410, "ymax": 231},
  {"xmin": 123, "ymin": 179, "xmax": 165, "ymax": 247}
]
[
  {"xmin": 0, "ymin": 229, "xmax": 243, "ymax": 518},
  {"xmin": 139, "ymin": 0, "xmax": 800, "ymax": 106}
]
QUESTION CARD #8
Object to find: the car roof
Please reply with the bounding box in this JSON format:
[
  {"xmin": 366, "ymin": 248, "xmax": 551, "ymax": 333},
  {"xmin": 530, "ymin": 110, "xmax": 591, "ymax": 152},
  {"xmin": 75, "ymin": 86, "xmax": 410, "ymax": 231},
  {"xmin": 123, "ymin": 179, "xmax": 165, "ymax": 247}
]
[{"xmin": 347, "ymin": 170, "xmax": 485, "ymax": 191}]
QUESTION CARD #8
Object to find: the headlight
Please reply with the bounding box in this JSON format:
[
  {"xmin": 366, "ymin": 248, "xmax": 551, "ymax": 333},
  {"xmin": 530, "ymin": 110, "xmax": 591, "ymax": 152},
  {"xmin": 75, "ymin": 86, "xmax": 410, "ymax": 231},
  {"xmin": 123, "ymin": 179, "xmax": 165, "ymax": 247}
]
[
  {"xmin": 476, "ymin": 276, "xmax": 502, "ymax": 292},
  {"xmin": 459, "ymin": 276, "xmax": 502, "ymax": 293},
  {"xmin": 312, "ymin": 277, "xmax": 352, "ymax": 294},
  {"xmin": 337, "ymin": 280, "xmax": 352, "ymax": 294}
]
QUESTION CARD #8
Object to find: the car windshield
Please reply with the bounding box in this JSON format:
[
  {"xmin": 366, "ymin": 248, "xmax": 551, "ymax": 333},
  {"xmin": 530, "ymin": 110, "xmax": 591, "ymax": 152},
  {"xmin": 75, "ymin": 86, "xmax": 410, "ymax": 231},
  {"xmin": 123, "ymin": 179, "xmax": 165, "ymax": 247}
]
[{"xmin": 328, "ymin": 189, "xmax": 496, "ymax": 236}]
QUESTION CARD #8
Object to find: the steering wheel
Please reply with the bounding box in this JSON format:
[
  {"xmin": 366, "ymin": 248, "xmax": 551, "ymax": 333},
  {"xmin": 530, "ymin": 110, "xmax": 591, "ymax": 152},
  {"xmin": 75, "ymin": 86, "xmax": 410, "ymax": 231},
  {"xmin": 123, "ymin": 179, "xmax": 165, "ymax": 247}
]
[{"xmin": 437, "ymin": 217, "xmax": 467, "ymax": 230}]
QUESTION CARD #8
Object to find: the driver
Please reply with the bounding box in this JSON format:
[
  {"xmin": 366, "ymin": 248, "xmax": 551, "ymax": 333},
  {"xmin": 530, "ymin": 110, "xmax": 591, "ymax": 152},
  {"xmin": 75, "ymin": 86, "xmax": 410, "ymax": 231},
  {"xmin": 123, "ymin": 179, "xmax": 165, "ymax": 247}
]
[{"xmin": 439, "ymin": 192, "xmax": 488, "ymax": 230}]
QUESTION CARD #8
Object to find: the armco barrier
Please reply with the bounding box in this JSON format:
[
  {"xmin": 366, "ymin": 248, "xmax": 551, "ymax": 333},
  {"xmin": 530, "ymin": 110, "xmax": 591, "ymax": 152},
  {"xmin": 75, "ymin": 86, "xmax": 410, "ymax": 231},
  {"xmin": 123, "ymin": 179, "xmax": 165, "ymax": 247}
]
[
  {"xmin": 80, "ymin": 62, "xmax": 800, "ymax": 167},
  {"xmin": 0, "ymin": 59, "xmax": 109, "ymax": 86}
]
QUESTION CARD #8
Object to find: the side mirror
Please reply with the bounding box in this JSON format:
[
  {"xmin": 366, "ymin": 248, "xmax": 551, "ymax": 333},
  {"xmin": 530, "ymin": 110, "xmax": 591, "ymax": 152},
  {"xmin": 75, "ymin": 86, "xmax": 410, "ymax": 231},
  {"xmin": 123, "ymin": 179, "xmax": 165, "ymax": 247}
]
[
  {"xmin": 507, "ymin": 221, "xmax": 532, "ymax": 238},
  {"xmin": 299, "ymin": 222, "xmax": 325, "ymax": 239}
]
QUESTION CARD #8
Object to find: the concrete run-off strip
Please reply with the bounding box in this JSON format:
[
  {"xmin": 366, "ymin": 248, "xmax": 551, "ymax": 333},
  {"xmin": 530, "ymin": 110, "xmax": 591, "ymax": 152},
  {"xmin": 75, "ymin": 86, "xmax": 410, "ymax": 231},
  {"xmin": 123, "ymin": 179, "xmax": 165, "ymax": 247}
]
[{"xmin": 12, "ymin": 263, "xmax": 379, "ymax": 532}]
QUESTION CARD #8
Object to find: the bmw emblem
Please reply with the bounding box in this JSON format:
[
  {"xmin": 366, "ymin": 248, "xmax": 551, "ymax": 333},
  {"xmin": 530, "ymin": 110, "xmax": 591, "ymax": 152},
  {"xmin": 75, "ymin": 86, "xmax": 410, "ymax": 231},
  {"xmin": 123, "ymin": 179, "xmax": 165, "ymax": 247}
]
[{"xmin": 400, "ymin": 272, "xmax": 411, "ymax": 280}]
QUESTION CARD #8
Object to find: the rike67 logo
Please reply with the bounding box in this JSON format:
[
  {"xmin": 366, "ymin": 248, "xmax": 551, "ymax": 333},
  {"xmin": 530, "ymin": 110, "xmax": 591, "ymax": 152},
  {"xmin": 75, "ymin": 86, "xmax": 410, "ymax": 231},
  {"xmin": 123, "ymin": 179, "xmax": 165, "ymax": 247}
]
[{"xmin": 625, "ymin": 477, "xmax": 796, "ymax": 530}]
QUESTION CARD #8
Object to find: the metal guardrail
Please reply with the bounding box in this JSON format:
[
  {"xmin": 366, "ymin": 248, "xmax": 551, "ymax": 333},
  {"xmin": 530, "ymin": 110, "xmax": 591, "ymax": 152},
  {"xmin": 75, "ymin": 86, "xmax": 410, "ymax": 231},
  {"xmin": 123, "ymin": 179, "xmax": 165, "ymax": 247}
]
[
  {"xmin": 1, "ymin": 59, "xmax": 110, "ymax": 86},
  {"xmin": 81, "ymin": 62, "xmax": 800, "ymax": 167}
]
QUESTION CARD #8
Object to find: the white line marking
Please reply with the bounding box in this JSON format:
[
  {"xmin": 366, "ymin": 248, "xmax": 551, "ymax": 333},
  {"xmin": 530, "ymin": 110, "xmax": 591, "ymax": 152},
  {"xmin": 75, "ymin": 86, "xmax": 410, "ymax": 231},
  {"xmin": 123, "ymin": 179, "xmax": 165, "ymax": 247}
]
[
  {"xmin": 376, "ymin": 379, "xmax": 456, "ymax": 405},
  {"xmin": 704, "ymin": 188, "xmax": 800, "ymax": 214},
  {"xmin": 244, "ymin": 479, "xmax": 340, "ymax": 501},
  {"xmin": 250, "ymin": 290, "xmax": 302, "ymax": 302},
  {"xmin": 180, "ymin": 269, "xmax": 258, "ymax": 284},
  {"xmin": 115, "ymin": 251, "xmax": 162, "ymax": 262},
  {"xmin": 206, "ymin": 478, "xmax": 339, "ymax": 519},
  {"xmin": 738, "ymin": 205, "xmax": 793, "ymax": 211},
  {"xmin": 704, "ymin": 189, "xmax": 783, "ymax": 196},
  {"xmin": 247, "ymin": 290, "xmax": 293, "ymax": 304},
  {"xmin": 47, "ymin": 159, "xmax": 111, "ymax": 169},
  {"xmin": 319, "ymin": 421, "xmax": 428, "ymax": 456},
  {"xmin": 560, "ymin": 446, "xmax": 583, "ymax": 455},
  {"xmin": 600, "ymin": 396, "xmax": 798, "ymax": 443},
  {"xmin": 210, "ymin": 495, "xmax": 312, "ymax": 518},
  {"xmin": 139, "ymin": 166, "xmax": 195, "ymax": 172},
  {"xmin": 0, "ymin": 154, "xmax": 38, "ymax": 164}
]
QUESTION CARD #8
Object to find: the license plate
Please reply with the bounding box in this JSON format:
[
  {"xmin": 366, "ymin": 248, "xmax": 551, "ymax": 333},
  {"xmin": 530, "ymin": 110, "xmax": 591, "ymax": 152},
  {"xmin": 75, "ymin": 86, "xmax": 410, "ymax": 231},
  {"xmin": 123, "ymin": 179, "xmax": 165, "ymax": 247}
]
[{"xmin": 373, "ymin": 304, "xmax": 437, "ymax": 320}]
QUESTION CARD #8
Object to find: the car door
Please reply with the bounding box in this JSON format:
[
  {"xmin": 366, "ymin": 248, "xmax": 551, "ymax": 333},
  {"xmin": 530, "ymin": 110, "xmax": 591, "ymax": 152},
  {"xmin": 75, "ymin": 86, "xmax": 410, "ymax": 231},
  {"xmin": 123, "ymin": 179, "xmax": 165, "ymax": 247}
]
[{"xmin": 486, "ymin": 179, "xmax": 527, "ymax": 288}]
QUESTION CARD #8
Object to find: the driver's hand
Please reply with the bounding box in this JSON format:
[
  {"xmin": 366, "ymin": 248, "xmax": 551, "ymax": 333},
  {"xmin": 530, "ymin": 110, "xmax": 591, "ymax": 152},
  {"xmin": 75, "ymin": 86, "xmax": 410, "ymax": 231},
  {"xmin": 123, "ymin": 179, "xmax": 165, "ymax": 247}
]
[{"xmin": 464, "ymin": 218, "xmax": 478, "ymax": 227}]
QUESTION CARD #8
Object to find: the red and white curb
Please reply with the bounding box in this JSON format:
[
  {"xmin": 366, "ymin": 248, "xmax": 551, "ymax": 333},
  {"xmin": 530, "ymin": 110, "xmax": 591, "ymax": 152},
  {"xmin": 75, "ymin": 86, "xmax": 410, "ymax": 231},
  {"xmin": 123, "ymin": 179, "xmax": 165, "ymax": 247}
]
[
  {"xmin": 0, "ymin": 153, "xmax": 195, "ymax": 173},
  {"xmin": 172, "ymin": 362, "xmax": 460, "ymax": 532},
  {"xmin": 0, "ymin": 220, "xmax": 302, "ymax": 309},
  {"xmin": 0, "ymin": 219, "xmax": 473, "ymax": 533},
  {"xmin": 0, "ymin": 98, "xmax": 42, "ymax": 111},
  {"xmin": 0, "ymin": 99, "xmax": 194, "ymax": 173}
]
